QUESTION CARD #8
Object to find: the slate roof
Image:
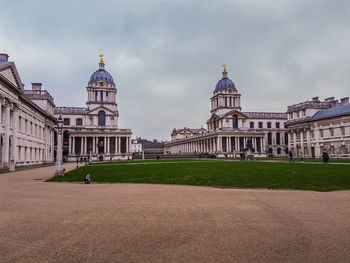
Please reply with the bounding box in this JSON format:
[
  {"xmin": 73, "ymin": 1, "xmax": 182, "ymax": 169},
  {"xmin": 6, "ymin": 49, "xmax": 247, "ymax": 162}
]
[
  {"xmin": 54, "ymin": 107, "xmax": 87, "ymax": 114},
  {"xmin": 311, "ymin": 103, "xmax": 350, "ymax": 120},
  {"xmin": 0, "ymin": 61, "xmax": 10, "ymax": 67}
]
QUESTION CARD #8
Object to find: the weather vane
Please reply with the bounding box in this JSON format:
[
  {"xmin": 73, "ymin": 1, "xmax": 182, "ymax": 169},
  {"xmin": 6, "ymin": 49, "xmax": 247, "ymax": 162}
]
[
  {"xmin": 99, "ymin": 54, "xmax": 104, "ymax": 63},
  {"xmin": 221, "ymin": 64, "xmax": 227, "ymax": 72}
]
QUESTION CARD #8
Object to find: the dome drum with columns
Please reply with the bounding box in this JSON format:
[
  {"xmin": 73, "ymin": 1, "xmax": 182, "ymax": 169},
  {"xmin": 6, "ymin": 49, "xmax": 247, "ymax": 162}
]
[{"xmin": 54, "ymin": 55, "xmax": 132, "ymax": 161}]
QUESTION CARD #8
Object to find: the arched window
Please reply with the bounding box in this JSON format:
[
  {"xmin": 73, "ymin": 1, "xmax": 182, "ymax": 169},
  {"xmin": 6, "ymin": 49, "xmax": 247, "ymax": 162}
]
[
  {"xmin": 268, "ymin": 132, "xmax": 272, "ymax": 145},
  {"xmin": 98, "ymin": 110, "xmax": 106, "ymax": 126},
  {"xmin": 232, "ymin": 115, "xmax": 238, "ymax": 128},
  {"xmin": 276, "ymin": 132, "xmax": 281, "ymax": 145}
]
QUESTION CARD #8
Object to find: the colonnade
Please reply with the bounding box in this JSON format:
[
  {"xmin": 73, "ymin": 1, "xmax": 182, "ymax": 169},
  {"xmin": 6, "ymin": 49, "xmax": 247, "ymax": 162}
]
[
  {"xmin": 173, "ymin": 136, "xmax": 265, "ymax": 154},
  {"xmin": 68, "ymin": 135, "xmax": 130, "ymax": 156},
  {"xmin": 289, "ymin": 129, "xmax": 312, "ymax": 157}
]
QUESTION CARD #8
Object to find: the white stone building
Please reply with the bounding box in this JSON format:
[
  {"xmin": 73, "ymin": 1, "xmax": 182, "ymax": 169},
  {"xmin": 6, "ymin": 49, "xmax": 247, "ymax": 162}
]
[
  {"xmin": 0, "ymin": 53, "xmax": 56, "ymax": 169},
  {"xmin": 131, "ymin": 139, "xmax": 142, "ymax": 153},
  {"xmin": 165, "ymin": 67, "xmax": 288, "ymax": 157},
  {"xmin": 54, "ymin": 56, "xmax": 132, "ymax": 161},
  {"xmin": 286, "ymin": 96, "xmax": 350, "ymax": 158}
]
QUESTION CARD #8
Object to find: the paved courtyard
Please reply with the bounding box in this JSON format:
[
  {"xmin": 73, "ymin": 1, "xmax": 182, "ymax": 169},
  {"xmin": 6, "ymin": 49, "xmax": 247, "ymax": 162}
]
[{"xmin": 1, "ymin": 163, "xmax": 350, "ymax": 263}]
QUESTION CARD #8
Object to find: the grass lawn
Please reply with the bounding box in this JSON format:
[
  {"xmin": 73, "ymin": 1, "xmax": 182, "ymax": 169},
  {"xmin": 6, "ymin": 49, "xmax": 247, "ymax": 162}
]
[{"xmin": 48, "ymin": 159, "xmax": 350, "ymax": 191}]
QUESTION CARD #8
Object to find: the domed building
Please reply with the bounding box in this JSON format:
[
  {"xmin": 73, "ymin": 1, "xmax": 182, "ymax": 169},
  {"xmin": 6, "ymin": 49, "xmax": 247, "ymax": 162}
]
[
  {"xmin": 54, "ymin": 55, "xmax": 132, "ymax": 161},
  {"xmin": 165, "ymin": 65, "xmax": 288, "ymax": 157}
]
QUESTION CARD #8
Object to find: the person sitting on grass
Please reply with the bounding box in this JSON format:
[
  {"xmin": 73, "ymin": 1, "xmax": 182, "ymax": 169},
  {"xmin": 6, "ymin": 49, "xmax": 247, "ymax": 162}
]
[{"xmin": 289, "ymin": 151, "xmax": 294, "ymax": 163}]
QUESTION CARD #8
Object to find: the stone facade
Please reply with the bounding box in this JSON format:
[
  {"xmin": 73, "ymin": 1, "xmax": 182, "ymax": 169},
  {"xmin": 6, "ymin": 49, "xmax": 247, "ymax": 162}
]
[
  {"xmin": 165, "ymin": 67, "xmax": 288, "ymax": 157},
  {"xmin": 54, "ymin": 56, "xmax": 132, "ymax": 161},
  {"xmin": 0, "ymin": 54, "xmax": 56, "ymax": 169},
  {"xmin": 286, "ymin": 96, "xmax": 350, "ymax": 158}
]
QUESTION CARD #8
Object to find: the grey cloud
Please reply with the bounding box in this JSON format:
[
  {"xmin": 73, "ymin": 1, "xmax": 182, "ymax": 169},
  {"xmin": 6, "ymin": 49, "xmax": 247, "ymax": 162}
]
[{"xmin": 1, "ymin": 0, "xmax": 350, "ymax": 140}]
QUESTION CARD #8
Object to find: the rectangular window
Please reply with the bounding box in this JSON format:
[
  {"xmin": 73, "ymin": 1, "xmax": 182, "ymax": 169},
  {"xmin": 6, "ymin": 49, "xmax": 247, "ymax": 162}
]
[
  {"xmin": 64, "ymin": 118, "xmax": 70, "ymax": 125},
  {"xmin": 330, "ymin": 128, "xmax": 334, "ymax": 136},
  {"xmin": 258, "ymin": 122, "xmax": 263, "ymax": 128},
  {"xmin": 76, "ymin": 118, "xmax": 83, "ymax": 126},
  {"xmin": 106, "ymin": 91, "xmax": 108, "ymax": 97},
  {"xmin": 18, "ymin": 116, "xmax": 22, "ymax": 131},
  {"xmin": 320, "ymin": 129, "xmax": 323, "ymax": 137},
  {"xmin": 95, "ymin": 91, "xmax": 98, "ymax": 101},
  {"xmin": 276, "ymin": 122, "xmax": 280, "ymax": 129},
  {"xmin": 267, "ymin": 122, "xmax": 271, "ymax": 128},
  {"xmin": 250, "ymin": 122, "xmax": 254, "ymax": 128},
  {"xmin": 229, "ymin": 97, "xmax": 232, "ymax": 107},
  {"xmin": 225, "ymin": 97, "xmax": 227, "ymax": 107},
  {"xmin": 100, "ymin": 91, "xmax": 103, "ymax": 102},
  {"xmin": 341, "ymin": 126, "xmax": 345, "ymax": 135}
]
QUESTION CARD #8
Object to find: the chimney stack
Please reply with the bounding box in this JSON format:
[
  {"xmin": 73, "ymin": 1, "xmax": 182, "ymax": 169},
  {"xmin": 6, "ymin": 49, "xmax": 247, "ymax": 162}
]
[
  {"xmin": 325, "ymin": 97, "xmax": 335, "ymax": 102},
  {"xmin": 0, "ymin": 53, "xmax": 9, "ymax": 61},
  {"xmin": 31, "ymin": 83, "xmax": 42, "ymax": 91},
  {"xmin": 340, "ymin": 97, "xmax": 349, "ymax": 105},
  {"xmin": 312, "ymin": 96, "xmax": 319, "ymax": 102}
]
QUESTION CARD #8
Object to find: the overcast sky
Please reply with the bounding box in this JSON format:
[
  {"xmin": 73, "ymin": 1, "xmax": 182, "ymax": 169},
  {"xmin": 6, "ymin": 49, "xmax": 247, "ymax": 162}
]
[{"xmin": 1, "ymin": 0, "xmax": 350, "ymax": 140}]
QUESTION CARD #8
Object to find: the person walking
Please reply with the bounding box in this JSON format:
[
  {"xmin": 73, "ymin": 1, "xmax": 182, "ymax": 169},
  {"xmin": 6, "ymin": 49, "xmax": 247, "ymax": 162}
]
[
  {"xmin": 300, "ymin": 150, "xmax": 304, "ymax": 163},
  {"xmin": 289, "ymin": 151, "xmax": 294, "ymax": 163},
  {"xmin": 322, "ymin": 150, "xmax": 329, "ymax": 164}
]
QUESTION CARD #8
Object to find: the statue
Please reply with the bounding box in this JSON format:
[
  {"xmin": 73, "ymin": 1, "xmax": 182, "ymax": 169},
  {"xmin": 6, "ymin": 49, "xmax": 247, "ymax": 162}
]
[{"xmin": 245, "ymin": 137, "xmax": 255, "ymax": 160}]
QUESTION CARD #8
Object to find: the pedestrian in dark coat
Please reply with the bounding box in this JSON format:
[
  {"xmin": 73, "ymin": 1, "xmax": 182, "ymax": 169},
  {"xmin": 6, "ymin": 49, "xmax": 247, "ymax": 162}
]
[
  {"xmin": 322, "ymin": 150, "xmax": 329, "ymax": 164},
  {"xmin": 289, "ymin": 151, "xmax": 294, "ymax": 163}
]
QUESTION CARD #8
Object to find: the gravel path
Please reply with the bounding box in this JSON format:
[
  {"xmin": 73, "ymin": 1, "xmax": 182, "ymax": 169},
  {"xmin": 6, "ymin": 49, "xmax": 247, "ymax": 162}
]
[{"xmin": 1, "ymin": 163, "xmax": 350, "ymax": 262}]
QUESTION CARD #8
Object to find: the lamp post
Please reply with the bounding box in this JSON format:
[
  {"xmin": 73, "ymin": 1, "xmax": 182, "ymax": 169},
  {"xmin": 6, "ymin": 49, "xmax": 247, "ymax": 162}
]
[{"xmin": 55, "ymin": 115, "xmax": 64, "ymax": 176}]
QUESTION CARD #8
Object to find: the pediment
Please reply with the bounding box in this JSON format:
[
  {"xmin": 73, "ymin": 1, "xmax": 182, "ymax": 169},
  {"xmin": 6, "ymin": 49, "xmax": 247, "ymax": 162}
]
[
  {"xmin": 0, "ymin": 62, "xmax": 24, "ymax": 91},
  {"xmin": 87, "ymin": 105, "xmax": 116, "ymax": 115},
  {"xmin": 223, "ymin": 110, "xmax": 248, "ymax": 119},
  {"xmin": 208, "ymin": 113, "xmax": 220, "ymax": 121}
]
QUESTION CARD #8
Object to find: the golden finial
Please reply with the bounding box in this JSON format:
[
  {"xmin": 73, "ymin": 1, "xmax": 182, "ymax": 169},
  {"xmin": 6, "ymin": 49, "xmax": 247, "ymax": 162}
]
[
  {"xmin": 99, "ymin": 54, "xmax": 104, "ymax": 63},
  {"xmin": 221, "ymin": 64, "xmax": 227, "ymax": 73}
]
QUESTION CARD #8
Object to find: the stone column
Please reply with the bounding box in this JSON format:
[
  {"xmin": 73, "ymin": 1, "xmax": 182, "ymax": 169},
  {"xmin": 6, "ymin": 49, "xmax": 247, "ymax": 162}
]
[
  {"xmin": 118, "ymin": 137, "xmax": 121, "ymax": 153},
  {"xmin": 293, "ymin": 132, "xmax": 297, "ymax": 153},
  {"xmin": 68, "ymin": 137, "xmax": 72, "ymax": 154},
  {"xmin": 11, "ymin": 106, "xmax": 18, "ymax": 165},
  {"xmin": 80, "ymin": 137, "xmax": 84, "ymax": 155},
  {"xmin": 288, "ymin": 132, "xmax": 291, "ymax": 152},
  {"xmin": 72, "ymin": 136, "xmax": 75, "ymax": 155},
  {"xmin": 106, "ymin": 137, "xmax": 109, "ymax": 154},
  {"xmin": 3, "ymin": 103, "xmax": 10, "ymax": 167},
  {"xmin": 115, "ymin": 137, "xmax": 118, "ymax": 154},
  {"xmin": 300, "ymin": 129, "xmax": 304, "ymax": 156},
  {"xmin": 306, "ymin": 129, "xmax": 311, "ymax": 157},
  {"xmin": 0, "ymin": 100, "xmax": 2, "ymax": 134}
]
